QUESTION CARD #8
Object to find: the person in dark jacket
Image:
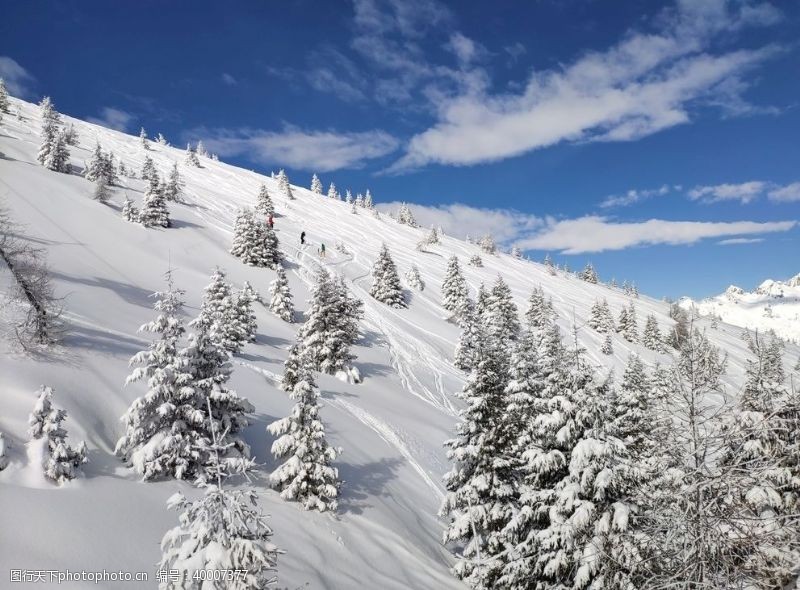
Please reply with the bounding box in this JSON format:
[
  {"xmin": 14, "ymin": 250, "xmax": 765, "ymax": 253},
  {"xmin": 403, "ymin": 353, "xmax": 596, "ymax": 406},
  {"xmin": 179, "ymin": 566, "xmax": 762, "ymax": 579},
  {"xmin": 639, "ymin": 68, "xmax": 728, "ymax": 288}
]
[
  {"xmin": 300, "ymin": 231, "xmax": 306, "ymax": 245},
  {"xmin": 267, "ymin": 214, "xmax": 274, "ymax": 229}
]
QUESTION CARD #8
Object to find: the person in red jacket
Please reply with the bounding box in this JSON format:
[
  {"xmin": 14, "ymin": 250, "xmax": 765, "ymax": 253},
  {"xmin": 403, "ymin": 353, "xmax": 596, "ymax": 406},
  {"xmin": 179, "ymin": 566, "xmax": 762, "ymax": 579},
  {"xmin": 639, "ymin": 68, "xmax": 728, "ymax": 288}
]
[{"xmin": 267, "ymin": 214, "xmax": 274, "ymax": 229}]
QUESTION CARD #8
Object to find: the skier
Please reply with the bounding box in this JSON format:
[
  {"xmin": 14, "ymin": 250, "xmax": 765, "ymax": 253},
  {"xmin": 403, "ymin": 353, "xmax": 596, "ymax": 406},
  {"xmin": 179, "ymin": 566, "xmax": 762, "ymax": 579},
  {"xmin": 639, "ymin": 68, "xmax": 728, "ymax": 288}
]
[
  {"xmin": 319, "ymin": 243, "xmax": 326, "ymax": 259},
  {"xmin": 267, "ymin": 214, "xmax": 274, "ymax": 229},
  {"xmin": 300, "ymin": 231, "xmax": 306, "ymax": 245}
]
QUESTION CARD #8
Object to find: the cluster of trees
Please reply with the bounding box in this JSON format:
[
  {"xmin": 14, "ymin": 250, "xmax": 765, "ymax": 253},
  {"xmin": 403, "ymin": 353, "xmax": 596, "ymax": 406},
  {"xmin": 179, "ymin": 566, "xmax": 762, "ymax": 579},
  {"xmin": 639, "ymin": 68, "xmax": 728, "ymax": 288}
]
[
  {"xmin": 443, "ymin": 274, "xmax": 800, "ymax": 589},
  {"xmin": 36, "ymin": 97, "xmax": 72, "ymax": 173},
  {"xmin": 84, "ymin": 142, "xmax": 119, "ymax": 202},
  {"xmin": 121, "ymin": 160, "xmax": 182, "ymax": 227},
  {"xmin": 230, "ymin": 208, "xmax": 280, "ymax": 268},
  {"xmin": 310, "ymin": 173, "xmax": 374, "ymax": 209},
  {"xmin": 396, "ymin": 203, "xmax": 417, "ymax": 227},
  {"xmin": 588, "ymin": 297, "xmax": 690, "ymax": 354}
]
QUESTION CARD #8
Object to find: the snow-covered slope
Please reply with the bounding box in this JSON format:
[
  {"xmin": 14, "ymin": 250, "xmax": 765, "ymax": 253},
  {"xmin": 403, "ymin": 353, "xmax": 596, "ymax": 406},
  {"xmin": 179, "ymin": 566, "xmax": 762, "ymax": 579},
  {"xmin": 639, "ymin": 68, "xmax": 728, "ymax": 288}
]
[
  {"xmin": 681, "ymin": 273, "xmax": 800, "ymax": 344},
  {"xmin": 0, "ymin": 97, "xmax": 797, "ymax": 589}
]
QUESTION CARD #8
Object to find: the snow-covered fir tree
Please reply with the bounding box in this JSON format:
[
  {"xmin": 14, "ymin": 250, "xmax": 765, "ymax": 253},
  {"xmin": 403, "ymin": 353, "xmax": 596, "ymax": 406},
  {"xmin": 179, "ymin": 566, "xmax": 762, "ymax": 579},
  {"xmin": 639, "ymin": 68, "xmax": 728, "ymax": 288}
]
[
  {"xmin": 37, "ymin": 97, "xmax": 70, "ymax": 172},
  {"xmin": 468, "ymin": 254, "xmax": 483, "ymax": 267},
  {"xmin": 511, "ymin": 246, "xmax": 522, "ymax": 258},
  {"xmin": 442, "ymin": 255, "xmax": 470, "ymax": 320},
  {"xmin": 580, "ymin": 262, "xmax": 598, "ymax": 283},
  {"xmin": 276, "ymin": 169, "xmax": 291, "ymax": 199},
  {"xmin": 453, "ymin": 298, "xmax": 480, "ymax": 372},
  {"xmin": 355, "ymin": 193, "xmax": 364, "ymax": 208},
  {"xmin": 231, "ymin": 281, "xmax": 258, "ymax": 347},
  {"xmin": 162, "ymin": 162, "xmax": 183, "ymax": 202},
  {"xmin": 196, "ymin": 140, "xmax": 208, "ymax": 157},
  {"xmin": 524, "ymin": 285, "xmax": 556, "ymax": 330},
  {"xmin": 0, "ymin": 78, "xmax": 9, "ymax": 114},
  {"xmin": 156, "ymin": 132, "xmax": 168, "ymax": 146},
  {"xmin": 364, "ymin": 189, "xmax": 374, "ymax": 209},
  {"xmin": 441, "ymin": 322, "xmax": 515, "ymax": 588},
  {"xmin": 369, "ymin": 243, "xmax": 406, "ymax": 308},
  {"xmin": 139, "ymin": 174, "xmax": 170, "ymax": 228},
  {"xmin": 397, "ymin": 202, "xmax": 418, "ymax": 227},
  {"xmin": 121, "ymin": 195, "xmax": 139, "ymax": 222},
  {"xmin": 350, "ymin": 200, "xmax": 357, "ymax": 214},
  {"xmin": 642, "ymin": 313, "xmax": 665, "ymax": 352},
  {"xmin": 485, "ymin": 274, "xmax": 519, "ymax": 345},
  {"xmin": 28, "ymin": 386, "xmax": 87, "ymax": 484},
  {"xmin": 601, "ymin": 332, "xmax": 613, "ymax": 355},
  {"xmin": 141, "ymin": 154, "xmax": 156, "ymax": 181},
  {"xmin": 405, "ymin": 265, "xmax": 424, "ymax": 291},
  {"xmin": 92, "ymin": 175, "xmax": 111, "ymax": 202},
  {"xmin": 230, "ymin": 208, "xmax": 280, "ymax": 268},
  {"xmin": 140, "ymin": 127, "xmax": 150, "ymax": 150},
  {"xmin": 86, "ymin": 142, "xmax": 109, "ymax": 182},
  {"xmin": 184, "ymin": 143, "xmax": 200, "ymax": 167},
  {"xmin": 344, "ymin": 189, "xmax": 353, "ymax": 204},
  {"xmin": 310, "ymin": 173, "xmax": 323, "ymax": 194},
  {"xmin": 193, "ymin": 268, "xmax": 245, "ymax": 354},
  {"xmin": 159, "ymin": 407, "xmax": 280, "ymax": 589},
  {"xmin": 268, "ymin": 265, "xmax": 294, "ymax": 323},
  {"xmin": 475, "ymin": 283, "xmax": 491, "ymax": 319},
  {"xmin": 115, "ymin": 271, "xmax": 195, "ymax": 480},
  {"xmin": 268, "ymin": 349, "xmax": 341, "ymax": 512},
  {"xmin": 588, "ymin": 297, "xmax": 615, "ymax": 333},
  {"xmin": 327, "ymin": 182, "xmax": 338, "ymax": 199},
  {"xmin": 62, "ymin": 123, "xmax": 78, "ymax": 146},
  {"xmin": 478, "ymin": 234, "xmax": 497, "ymax": 254},
  {"xmin": 617, "ymin": 302, "xmax": 639, "ymax": 343},
  {"xmin": 254, "ymin": 184, "xmax": 274, "ymax": 217},
  {"xmin": 544, "ymin": 253, "xmax": 555, "ymax": 275}
]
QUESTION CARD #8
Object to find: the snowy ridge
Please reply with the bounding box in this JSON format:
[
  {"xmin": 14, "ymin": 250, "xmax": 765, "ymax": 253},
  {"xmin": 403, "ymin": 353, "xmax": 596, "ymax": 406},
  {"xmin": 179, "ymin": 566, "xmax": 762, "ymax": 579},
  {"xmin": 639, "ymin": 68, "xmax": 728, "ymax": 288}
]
[
  {"xmin": 681, "ymin": 272, "xmax": 800, "ymax": 343},
  {"xmin": 0, "ymin": 96, "xmax": 798, "ymax": 589}
]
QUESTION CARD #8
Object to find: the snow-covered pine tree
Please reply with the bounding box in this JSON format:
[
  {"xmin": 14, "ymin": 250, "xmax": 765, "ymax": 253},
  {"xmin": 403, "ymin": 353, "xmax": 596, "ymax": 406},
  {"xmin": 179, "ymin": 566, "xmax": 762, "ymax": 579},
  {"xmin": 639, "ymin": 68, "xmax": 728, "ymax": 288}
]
[
  {"xmin": 369, "ymin": 243, "xmax": 406, "ymax": 308},
  {"xmin": 364, "ymin": 189, "xmax": 374, "ymax": 209},
  {"xmin": 468, "ymin": 254, "xmax": 483, "ymax": 267},
  {"xmin": 327, "ymin": 182, "xmax": 338, "ymax": 199},
  {"xmin": 310, "ymin": 173, "xmax": 323, "ymax": 194},
  {"xmin": 232, "ymin": 281, "xmax": 258, "ymax": 346},
  {"xmin": 159, "ymin": 401, "xmax": 280, "ymax": 589},
  {"xmin": 193, "ymin": 267, "xmax": 244, "ymax": 354},
  {"xmin": 268, "ymin": 265, "xmax": 295, "ymax": 323},
  {"xmin": 37, "ymin": 97, "xmax": 70, "ymax": 172},
  {"xmin": 230, "ymin": 208, "xmax": 280, "ymax": 268},
  {"xmin": 121, "ymin": 195, "xmax": 139, "ymax": 222},
  {"xmin": 268, "ymin": 348, "xmax": 341, "ymax": 512},
  {"xmin": 115, "ymin": 271, "xmax": 197, "ymax": 480},
  {"xmin": 524, "ymin": 285, "xmax": 556, "ymax": 330},
  {"xmin": 156, "ymin": 132, "xmax": 168, "ymax": 146},
  {"xmin": 92, "ymin": 175, "xmax": 111, "ymax": 202},
  {"xmin": 350, "ymin": 200, "xmax": 357, "ymax": 214},
  {"xmin": 426, "ymin": 226, "xmax": 440, "ymax": 245},
  {"xmin": 84, "ymin": 142, "xmax": 106, "ymax": 182},
  {"xmin": 397, "ymin": 202, "xmax": 418, "ymax": 227},
  {"xmin": 486, "ymin": 274, "xmax": 520, "ymax": 345},
  {"xmin": 141, "ymin": 154, "xmax": 156, "ymax": 181},
  {"xmin": 355, "ymin": 193, "xmax": 364, "ymax": 208},
  {"xmin": 63, "ymin": 123, "xmax": 78, "ymax": 146},
  {"xmin": 0, "ymin": 78, "xmax": 9, "ymax": 114},
  {"xmin": 345, "ymin": 189, "xmax": 353, "ymax": 204},
  {"xmin": 475, "ymin": 282, "xmax": 490, "ymax": 319},
  {"xmin": 332, "ymin": 274, "xmax": 364, "ymax": 350},
  {"xmin": 254, "ymin": 184, "xmax": 275, "ymax": 217},
  {"xmin": 139, "ymin": 174, "xmax": 170, "ymax": 228},
  {"xmin": 601, "ymin": 332, "xmax": 613, "ymax": 355},
  {"xmin": 196, "ymin": 140, "xmax": 208, "ymax": 157},
  {"xmin": 39, "ymin": 96, "xmax": 61, "ymax": 124},
  {"xmin": 277, "ymin": 169, "xmax": 291, "ymax": 198},
  {"xmin": 442, "ymin": 255, "xmax": 470, "ymax": 320},
  {"xmin": 617, "ymin": 302, "xmax": 639, "ymax": 343},
  {"xmin": 140, "ymin": 127, "xmax": 150, "ymax": 150},
  {"xmin": 405, "ymin": 265, "xmax": 424, "ymax": 291},
  {"xmin": 28, "ymin": 386, "xmax": 87, "ymax": 484},
  {"xmin": 544, "ymin": 253, "xmax": 555, "ymax": 275},
  {"xmin": 478, "ymin": 234, "xmax": 497, "ymax": 254},
  {"xmin": 511, "ymin": 246, "xmax": 522, "ymax": 258},
  {"xmin": 162, "ymin": 162, "xmax": 183, "ymax": 202},
  {"xmin": 642, "ymin": 313, "xmax": 664, "ymax": 352},
  {"xmin": 441, "ymin": 321, "xmax": 516, "ymax": 588},
  {"xmin": 185, "ymin": 143, "xmax": 201, "ymax": 167},
  {"xmin": 587, "ymin": 298, "xmax": 615, "ymax": 333},
  {"xmin": 580, "ymin": 262, "xmax": 598, "ymax": 283},
  {"xmin": 453, "ymin": 298, "xmax": 480, "ymax": 372}
]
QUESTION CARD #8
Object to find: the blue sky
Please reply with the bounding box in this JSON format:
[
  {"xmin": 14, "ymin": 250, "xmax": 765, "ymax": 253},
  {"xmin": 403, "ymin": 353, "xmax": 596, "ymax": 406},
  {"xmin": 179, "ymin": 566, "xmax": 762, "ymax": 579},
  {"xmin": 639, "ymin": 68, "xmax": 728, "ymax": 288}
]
[{"xmin": 2, "ymin": 0, "xmax": 799, "ymax": 298}]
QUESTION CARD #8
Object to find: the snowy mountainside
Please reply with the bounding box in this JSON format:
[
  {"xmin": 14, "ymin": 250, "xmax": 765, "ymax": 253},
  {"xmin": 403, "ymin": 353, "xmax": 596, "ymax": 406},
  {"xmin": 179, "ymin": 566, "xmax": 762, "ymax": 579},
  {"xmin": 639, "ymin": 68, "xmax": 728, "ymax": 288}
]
[
  {"xmin": 0, "ymin": 96, "xmax": 797, "ymax": 589},
  {"xmin": 680, "ymin": 273, "xmax": 800, "ymax": 343}
]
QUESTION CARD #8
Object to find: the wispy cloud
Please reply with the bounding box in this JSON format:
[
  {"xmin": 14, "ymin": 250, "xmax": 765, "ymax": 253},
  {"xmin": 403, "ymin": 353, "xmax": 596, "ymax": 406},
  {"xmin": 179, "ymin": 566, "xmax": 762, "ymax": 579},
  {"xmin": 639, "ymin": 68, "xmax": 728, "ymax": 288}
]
[
  {"xmin": 688, "ymin": 180, "xmax": 800, "ymax": 203},
  {"xmin": 0, "ymin": 56, "xmax": 36, "ymax": 98},
  {"xmin": 197, "ymin": 125, "xmax": 399, "ymax": 172},
  {"xmin": 717, "ymin": 237, "xmax": 764, "ymax": 245},
  {"xmin": 600, "ymin": 184, "xmax": 672, "ymax": 208},
  {"xmin": 515, "ymin": 216, "xmax": 796, "ymax": 254},
  {"xmin": 87, "ymin": 106, "xmax": 135, "ymax": 132},
  {"xmin": 389, "ymin": 1, "xmax": 783, "ymax": 171},
  {"xmin": 376, "ymin": 201, "xmax": 543, "ymax": 242},
  {"xmin": 221, "ymin": 73, "xmax": 237, "ymax": 86},
  {"xmin": 768, "ymin": 182, "xmax": 800, "ymax": 203}
]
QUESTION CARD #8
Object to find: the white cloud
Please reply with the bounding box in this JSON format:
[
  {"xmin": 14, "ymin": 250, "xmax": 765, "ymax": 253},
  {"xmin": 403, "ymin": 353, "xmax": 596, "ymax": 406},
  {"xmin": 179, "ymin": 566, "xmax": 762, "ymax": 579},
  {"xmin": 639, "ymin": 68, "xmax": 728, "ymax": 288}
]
[
  {"xmin": 389, "ymin": 1, "xmax": 783, "ymax": 170},
  {"xmin": 221, "ymin": 73, "xmax": 237, "ymax": 86},
  {"xmin": 376, "ymin": 201, "xmax": 543, "ymax": 243},
  {"xmin": 199, "ymin": 126, "xmax": 399, "ymax": 172},
  {"xmin": 717, "ymin": 237, "xmax": 764, "ymax": 245},
  {"xmin": 515, "ymin": 215, "xmax": 796, "ymax": 254},
  {"xmin": 688, "ymin": 180, "xmax": 767, "ymax": 203},
  {"xmin": 768, "ymin": 182, "xmax": 800, "ymax": 203},
  {"xmin": 446, "ymin": 33, "xmax": 480, "ymax": 64},
  {"xmin": 600, "ymin": 184, "xmax": 671, "ymax": 208},
  {"xmin": 87, "ymin": 107, "xmax": 135, "ymax": 132},
  {"xmin": 0, "ymin": 56, "xmax": 35, "ymax": 98}
]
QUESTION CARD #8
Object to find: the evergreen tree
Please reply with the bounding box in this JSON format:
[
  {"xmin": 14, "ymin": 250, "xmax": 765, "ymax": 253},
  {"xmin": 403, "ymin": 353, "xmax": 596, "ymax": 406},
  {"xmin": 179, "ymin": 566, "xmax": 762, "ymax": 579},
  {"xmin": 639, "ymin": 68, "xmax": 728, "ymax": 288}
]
[
  {"xmin": 156, "ymin": 133, "xmax": 169, "ymax": 146},
  {"xmin": 140, "ymin": 127, "xmax": 150, "ymax": 150},
  {"xmin": 580, "ymin": 262, "xmax": 599, "ymax": 283},
  {"xmin": 350, "ymin": 200, "xmax": 357, "ymax": 214},
  {"xmin": 441, "ymin": 323, "xmax": 515, "ymax": 588},
  {"xmin": 159, "ymin": 402, "xmax": 280, "ymax": 589},
  {"xmin": 0, "ymin": 78, "xmax": 9, "ymax": 114},
  {"xmin": 62, "ymin": 123, "xmax": 78, "ymax": 146},
  {"xmin": 544, "ymin": 253, "xmax": 556, "ymax": 275},
  {"xmin": 479, "ymin": 234, "xmax": 497, "ymax": 254},
  {"xmin": 364, "ymin": 189, "xmax": 374, "ymax": 209},
  {"xmin": 327, "ymin": 182, "xmax": 338, "ymax": 199},
  {"xmin": 254, "ymin": 184, "xmax": 275, "ymax": 217},
  {"xmin": 230, "ymin": 208, "xmax": 280, "ymax": 268},
  {"xmin": 405, "ymin": 265, "xmax": 424, "ymax": 291},
  {"xmin": 601, "ymin": 332, "xmax": 613, "ymax": 355},
  {"xmin": 84, "ymin": 142, "xmax": 117, "ymax": 186},
  {"xmin": 588, "ymin": 297, "xmax": 615, "ymax": 333},
  {"xmin": 194, "ymin": 268, "xmax": 244, "ymax": 354},
  {"xmin": 141, "ymin": 154, "xmax": 156, "ymax": 181},
  {"xmin": 37, "ymin": 98, "xmax": 70, "ymax": 172},
  {"xmin": 642, "ymin": 313, "xmax": 665, "ymax": 352},
  {"xmin": 355, "ymin": 193, "xmax": 364, "ymax": 208},
  {"xmin": 277, "ymin": 169, "xmax": 292, "ymax": 199},
  {"xmin": 485, "ymin": 274, "xmax": 519, "ymax": 344},
  {"xmin": 345, "ymin": 190, "xmax": 353, "ymax": 204},
  {"xmin": 397, "ymin": 202, "xmax": 417, "ymax": 227},
  {"xmin": 511, "ymin": 246, "xmax": 522, "ymax": 258},
  {"xmin": 369, "ymin": 243, "xmax": 406, "ymax": 308},
  {"xmin": 442, "ymin": 255, "xmax": 470, "ymax": 319},
  {"xmin": 140, "ymin": 175, "xmax": 170, "ymax": 228},
  {"xmin": 196, "ymin": 140, "xmax": 208, "ymax": 157},
  {"xmin": 185, "ymin": 143, "xmax": 200, "ymax": 167},
  {"xmin": 617, "ymin": 302, "xmax": 639, "ymax": 343},
  {"xmin": 268, "ymin": 349, "xmax": 341, "ymax": 512},
  {"xmin": 268, "ymin": 265, "xmax": 295, "ymax": 323},
  {"xmin": 281, "ymin": 343, "xmax": 303, "ymax": 393},
  {"xmin": 468, "ymin": 254, "xmax": 483, "ymax": 267},
  {"xmin": 310, "ymin": 173, "xmax": 323, "ymax": 194},
  {"xmin": 454, "ymin": 298, "xmax": 480, "ymax": 372},
  {"xmin": 28, "ymin": 386, "xmax": 87, "ymax": 484},
  {"xmin": 162, "ymin": 163, "xmax": 183, "ymax": 202},
  {"xmin": 92, "ymin": 175, "xmax": 111, "ymax": 202},
  {"xmin": 232, "ymin": 281, "xmax": 259, "ymax": 346},
  {"xmin": 524, "ymin": 286, "xmax": 556, "ymax": 330},
  {"xmin": 121, "ymin": 195, "xmax": 139, "ymax": 222}
]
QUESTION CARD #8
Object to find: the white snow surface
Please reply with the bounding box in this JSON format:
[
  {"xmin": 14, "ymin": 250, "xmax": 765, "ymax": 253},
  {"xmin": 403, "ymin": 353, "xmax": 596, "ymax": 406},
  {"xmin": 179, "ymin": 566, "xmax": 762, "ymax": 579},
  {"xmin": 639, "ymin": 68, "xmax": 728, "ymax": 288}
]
[
  {"xmin": 0, "ymin": 97, "xmax": 797, "ymax": 589},
  {"xmin": 681, "ymin": 273, "xmax": 800, "ymax": 343}
]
